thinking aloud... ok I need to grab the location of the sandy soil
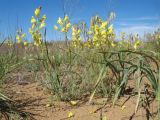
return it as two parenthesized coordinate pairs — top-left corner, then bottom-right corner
(4, 78), (158, 120)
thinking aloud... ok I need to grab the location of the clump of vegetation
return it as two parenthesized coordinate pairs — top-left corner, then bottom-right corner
(0, 3), (160, 120)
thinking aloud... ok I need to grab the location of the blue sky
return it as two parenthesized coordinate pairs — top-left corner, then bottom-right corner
(0, 0), (159, 40)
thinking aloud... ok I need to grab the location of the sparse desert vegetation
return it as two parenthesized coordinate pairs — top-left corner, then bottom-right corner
(0, 1), (160, 120)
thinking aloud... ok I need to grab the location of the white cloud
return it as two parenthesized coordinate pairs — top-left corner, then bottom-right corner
(119, 16), (159, 21)
(115, 22), (150, 27)
(115, 24), (160, 37)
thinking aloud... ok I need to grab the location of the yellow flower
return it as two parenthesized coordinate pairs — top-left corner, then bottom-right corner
(121, 105), (126, 110)
(54, 25), (58, 30)
(93, 41), (100, 47)
(61, 28), (65, 32)
(108, 25), (113, 34)
(72, 26), (76, 32)
(70, 101), (78, 106)
(72, 42), (77, 47)
(40, 21), (46, 29)
(35, 7), (41, 18)
(32, 23), (36, 29)
(134, 40), (141, 49)
(7, 40), (13, 47)
(102, 116), (109, 120)
(29, 29), (34, 34)
(21, 33), (26, 38)
(101, 21), (108, 29)
(46, 103), (52, 107)
(64, 15), (69, 22)
(98, 18), (103, 24)
(68, 111), (74, 118)
(34, 39), (42, 47)
(71, 26), (82, 47)
(78, 29), (81, 34)
(34, 42), (39, 47)
(94, 24), (99, 31)
(95, 31), (99, 35)
(101, 30), (106, 35)
(111, 42), (116, 47)
(24, 41), (28, 47)
(72, 32), (76, 36)
(57, 17), (63, 25)
(16, 35), (19, 40)
(31, 16), (36, 23)
(66, 23), (71, 29)
(93, 36), (98, 41)
(16, 35), (22, 43)
(41, 14), (46, 22)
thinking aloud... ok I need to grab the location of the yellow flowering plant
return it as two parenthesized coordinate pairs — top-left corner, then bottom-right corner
(54, 15), (71, 46)
(68, 15), (116, 49)
(71, 25), (82, 47)
(133, 34), (142, 50)
(23, 41), (29, 47)
(68, 111), (74, 118)
(16, 29), (26, 44)
(56, 15), (71, 33)
(29, 7), (46, 47)
(86, 16), (116, 48)
(134, 40), (141, 50)
(6, 37), (13, 47)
